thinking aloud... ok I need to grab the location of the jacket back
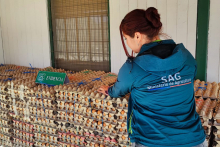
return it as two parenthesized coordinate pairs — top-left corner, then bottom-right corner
(108, 40), (205, 147)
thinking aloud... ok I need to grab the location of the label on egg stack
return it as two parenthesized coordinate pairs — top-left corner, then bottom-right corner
(35, 71), (69, 86)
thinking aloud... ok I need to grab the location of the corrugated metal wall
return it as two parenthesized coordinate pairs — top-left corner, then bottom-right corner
(0, 0), (51, 68)
(110, 0), (198, 74)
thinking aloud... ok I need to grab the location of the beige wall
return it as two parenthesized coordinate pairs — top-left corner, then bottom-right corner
(0, 0), (199, 74)
(109, 0), (198, 74)
(0, 0), (4, 64)
(0, 0), (51, 68)
(207, 0), (220, 82)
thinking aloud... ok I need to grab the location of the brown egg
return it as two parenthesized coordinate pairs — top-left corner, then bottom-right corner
(122, 135), (125, 140)
(203, 126), (208, 130)
(97, 110), (101, 115)
(121, 110), (125, 115)
(121, 123), (125, 127)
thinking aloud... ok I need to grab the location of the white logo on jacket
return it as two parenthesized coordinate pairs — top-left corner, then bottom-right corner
(161, 72), (181, 83)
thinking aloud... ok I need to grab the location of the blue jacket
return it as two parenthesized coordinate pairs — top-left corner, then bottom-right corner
(108, 40), (205, 147)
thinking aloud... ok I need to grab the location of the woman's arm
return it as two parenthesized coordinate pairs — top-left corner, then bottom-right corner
(98, 61), (135, 97)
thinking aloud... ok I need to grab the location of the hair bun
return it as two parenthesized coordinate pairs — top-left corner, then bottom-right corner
(145, 7), (162, 28)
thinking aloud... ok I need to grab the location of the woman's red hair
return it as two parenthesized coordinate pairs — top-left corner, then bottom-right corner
(120, 7), (162, 57)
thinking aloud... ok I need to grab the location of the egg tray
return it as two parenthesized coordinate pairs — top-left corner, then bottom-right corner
(29, 96), (56, 105)
(0, 141), (13, 147)
(34, 132), (58, 144)
(12, 129), (35, 142)
(34, 141), (58, 147)
(12, 126), (34, 138)
(58, 141), (86, 147)
(33, 125), (58, 136)
(56, 122), (84, 135)
(28, 103), (57, 111)
(29, 115), (57, 126)
(0, 115), (12, 122)
(30, 117), (58, 129)
(196, 98), (216, 120)
(12, 136), (35, 147)
(0, 132), (13, 142)
(25, 93), (54, 98)
(83, 130), (105, 141)
(0, 118), (11, 128)
(0, 106), (14, 114)
(13, 126), (34, 135)
(29, 106), (57, 117)
(57, 134), (86, 145)
(0, 125), (13, 134)
(55, 99), (128, 114)
(85, 141), (112, 147)
(55, 119), (127, 138)
(0, 94), (13, 102)
(194, 80), (220, 99)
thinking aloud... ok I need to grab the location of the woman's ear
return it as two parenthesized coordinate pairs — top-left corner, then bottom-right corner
(135, 32), (142, 44)
(135, 32), (141, 39)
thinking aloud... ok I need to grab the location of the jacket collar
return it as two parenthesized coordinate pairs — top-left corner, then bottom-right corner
(137, 39), (176, 56)
(134, 40), (188, 72)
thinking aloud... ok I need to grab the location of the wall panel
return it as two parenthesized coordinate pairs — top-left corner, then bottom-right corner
(110, 0), (198, 74)
(0, 0), (51, 68)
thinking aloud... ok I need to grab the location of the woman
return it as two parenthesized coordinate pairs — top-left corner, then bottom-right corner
(98, 7), (207, 147)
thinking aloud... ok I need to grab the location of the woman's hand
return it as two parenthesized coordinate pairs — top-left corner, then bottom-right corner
(97, 85), (109, 96)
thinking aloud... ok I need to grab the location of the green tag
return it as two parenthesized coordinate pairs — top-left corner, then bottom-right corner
(83, 70), (91, 73)
(35, 71), (69, 86)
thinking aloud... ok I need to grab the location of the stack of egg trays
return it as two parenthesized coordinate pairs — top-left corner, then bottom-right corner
(5, 77), (34, 147)
(194, 80), (220, 99)
(195, 97), (216, 143)
(0, 78), (14, 146)
(55, 86), (88, 147)
(28, 86), (58, 147)
(212, 100), (220, 146)
(88, 90), (130, 147)
(0, 111), (13, 147)
(55, 85), (130, 147)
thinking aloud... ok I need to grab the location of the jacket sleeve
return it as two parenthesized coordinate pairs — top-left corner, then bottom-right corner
(108, 61), (135, 98)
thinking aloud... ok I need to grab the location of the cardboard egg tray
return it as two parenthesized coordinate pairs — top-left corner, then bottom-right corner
(195, 97), (216, 140)
(0, 96), (14, 146)
(0, 64), (132, 147)
(194, 79), (220, 99)
(53, 84), (130, 147)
